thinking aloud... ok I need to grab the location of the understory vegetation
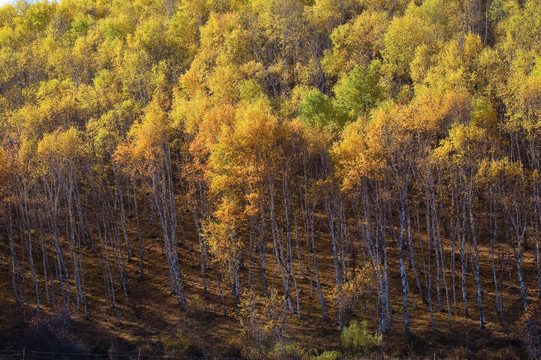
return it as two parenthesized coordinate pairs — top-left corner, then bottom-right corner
(1, 0), (541, 358)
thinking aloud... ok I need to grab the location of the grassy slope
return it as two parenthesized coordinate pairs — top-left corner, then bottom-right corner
(0, 208), (536, 359)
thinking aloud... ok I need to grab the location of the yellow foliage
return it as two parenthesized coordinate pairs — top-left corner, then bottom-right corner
(36, 127), (83, 177)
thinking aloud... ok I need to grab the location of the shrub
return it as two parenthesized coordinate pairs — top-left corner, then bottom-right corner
(269, 343), (306, 360)
(340, 320), (381, 354)
(223, 337), (244, 358)
(520, 303), (541, 360)
(310, 350), (341, 360)
(238, 289), (287, 357)
(163, 331), (203, 358)
(21, 312), (90, 354)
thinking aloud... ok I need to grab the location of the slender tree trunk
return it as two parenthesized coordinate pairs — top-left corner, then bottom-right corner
(259, 206), (269, 297)
(459, 194), (470, 318)
(310, 205), (326, 320)
(97, 218), (121, 324)
(268, 179), (293, 313)
(467, 179), (485, 329)
(533, 182), (541, 297)
(133, 178), (144, 278)
(7, 210), (22, 311)
(423, 191), (436, 331)
(115, 173), (133, 261)
(397, 189), (410, 335)
(487, 197), (504, 323)
(406, 199), (425, 304)
(325, 198), (343, 331)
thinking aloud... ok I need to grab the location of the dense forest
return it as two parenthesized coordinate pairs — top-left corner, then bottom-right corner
(0, 0), (541, 358)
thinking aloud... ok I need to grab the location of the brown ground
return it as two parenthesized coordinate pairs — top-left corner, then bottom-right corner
(0, 209), (536, 359)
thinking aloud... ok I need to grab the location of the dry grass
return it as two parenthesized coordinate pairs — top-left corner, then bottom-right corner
(0, 208), (537, 359)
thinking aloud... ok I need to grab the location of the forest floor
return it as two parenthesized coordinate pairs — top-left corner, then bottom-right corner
(0, 210), (536, 359)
